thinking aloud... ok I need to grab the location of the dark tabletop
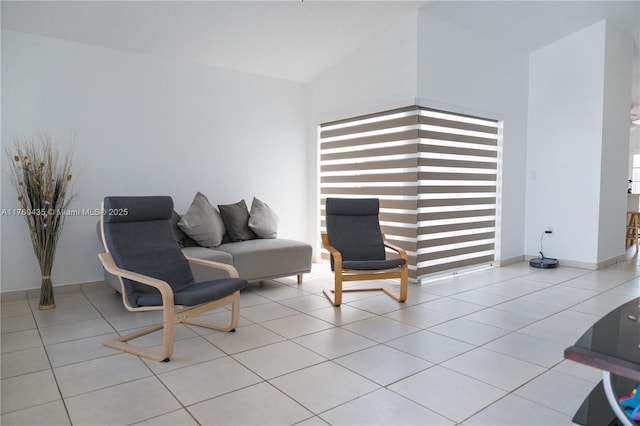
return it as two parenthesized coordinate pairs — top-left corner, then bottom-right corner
(565, 297), (640, 382)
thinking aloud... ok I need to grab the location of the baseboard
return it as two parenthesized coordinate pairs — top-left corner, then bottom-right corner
(522, 253), (627, 271)
(596, 253), (628, 269)
(0, 280), (106, 302)
(494, 255), (525, 267)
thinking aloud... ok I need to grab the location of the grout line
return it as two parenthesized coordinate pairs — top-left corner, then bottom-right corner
(2, 260), (640, 424)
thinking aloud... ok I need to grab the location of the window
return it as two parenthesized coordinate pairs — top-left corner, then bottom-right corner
(319, 105), (500, 283)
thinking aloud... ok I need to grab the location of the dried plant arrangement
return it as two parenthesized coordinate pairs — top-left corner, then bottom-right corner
(5, 136), (77, 309)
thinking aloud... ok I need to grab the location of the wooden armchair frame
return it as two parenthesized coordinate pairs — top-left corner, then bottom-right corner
(99, 203), (242, 362)
(321, 232), (409, 306)
(98, 253), (241, 362)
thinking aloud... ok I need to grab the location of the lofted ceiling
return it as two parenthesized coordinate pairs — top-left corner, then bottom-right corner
(423, 1), (640, 112)
(1, 1), (639, 106)
(424, 1), (639, 53)
(0, 0), (429, 83)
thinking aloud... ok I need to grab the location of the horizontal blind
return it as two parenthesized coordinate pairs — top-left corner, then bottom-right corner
(416, 108), (499, 277)
(319, 105), (499, 283)
(320, 106), (421, 280)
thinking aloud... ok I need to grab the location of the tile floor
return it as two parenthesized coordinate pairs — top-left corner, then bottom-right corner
(3, 259), (640, 425)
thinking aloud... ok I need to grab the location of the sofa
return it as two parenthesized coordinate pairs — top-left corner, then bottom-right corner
(99, 193), (313, 291)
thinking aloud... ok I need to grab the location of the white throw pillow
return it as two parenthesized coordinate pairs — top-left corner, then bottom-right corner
(248, 197), (279, 239)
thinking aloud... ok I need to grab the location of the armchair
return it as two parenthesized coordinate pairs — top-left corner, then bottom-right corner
(321, 198), (408, 306)
(98, 196), (247, 362)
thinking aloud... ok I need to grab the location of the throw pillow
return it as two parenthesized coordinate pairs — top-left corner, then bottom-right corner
(171, 210), (189, 247)
(177, 192), (226, 248)
(248, 197), (279, 239)
(218, 199), (256, 242)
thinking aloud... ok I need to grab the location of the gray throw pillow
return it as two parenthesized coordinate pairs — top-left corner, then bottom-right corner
(171, 210), (189, 247)
(248, 197), (279, 239)
(218, 200), (256, 242)
(177, 192), (226, 248)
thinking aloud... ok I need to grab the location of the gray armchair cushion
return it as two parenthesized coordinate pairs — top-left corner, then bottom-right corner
(103, 196), (246, 308)
(325, 198), (406, 272)
(104, 196), (197, 307)
(248, 197), (279, 239)
(326, 198), (386, 264)
(136, 278), (244, 306)
(342, 259), (406, 270)
(218, 200), (256, 242)
(178, 192), (226, 248)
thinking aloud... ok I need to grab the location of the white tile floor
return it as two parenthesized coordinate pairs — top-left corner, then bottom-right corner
(3, 259), (640, 425)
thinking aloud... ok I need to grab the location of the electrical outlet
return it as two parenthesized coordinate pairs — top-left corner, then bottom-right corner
(545, 226), (553, 234)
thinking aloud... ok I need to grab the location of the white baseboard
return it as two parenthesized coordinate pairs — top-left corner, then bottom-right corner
(0, 280), (107, 302)
(521, 253), (628, 271)
(494, 255), (525, 267)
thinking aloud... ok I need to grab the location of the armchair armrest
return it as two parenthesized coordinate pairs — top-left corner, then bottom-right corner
(97, 252), (174, 310)
(321, 232), (344, 271)
(322, 232), (407, 263)
(185, 256), (240, 278)
(321, 232), (343, 257)
(382, 236), (408, 261)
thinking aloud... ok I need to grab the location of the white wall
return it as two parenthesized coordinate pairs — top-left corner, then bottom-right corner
(416, 12), (530, 263)
(307, 10), (531, 265)
(307, 12), (419, 253)
(525, 21), (633, 267)
(309, 12), (418, 123)
(307, 8), (634, 271)
(1, 30), (308, 293)
(3, 12), (634, 294)
(598, 22), (634, 262)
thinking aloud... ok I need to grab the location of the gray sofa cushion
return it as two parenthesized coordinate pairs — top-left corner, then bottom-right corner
(178, 192), (226, 248)
(218, 200), (256, 242)
(182, 246), (233, 264)
(216, 238), (312, 281)
(248, 197), (279, 239)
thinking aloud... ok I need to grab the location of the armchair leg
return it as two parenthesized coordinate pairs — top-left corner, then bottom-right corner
(323, 265), (409, 306)
(181, 291), (240, 332)
(323, 275), (343, 306)
(382, 287), (407, 303)
(380, 270), (408, 302)
(323, 290), (342, 306)
(398, 266), (408, 302)
(103, 291), (241, 362)
(104, 322), (174, 362)
(323, 289), (338, 306)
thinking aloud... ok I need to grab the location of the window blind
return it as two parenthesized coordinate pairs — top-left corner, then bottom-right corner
(319, 105), (500, 283)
